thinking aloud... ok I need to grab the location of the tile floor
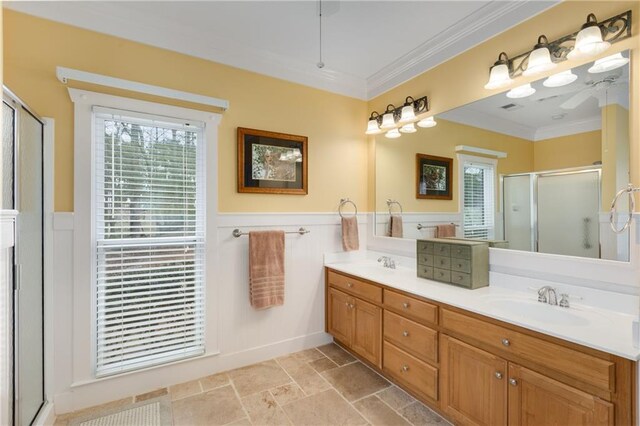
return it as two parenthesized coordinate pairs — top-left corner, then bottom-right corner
(55, 343), (450, 426)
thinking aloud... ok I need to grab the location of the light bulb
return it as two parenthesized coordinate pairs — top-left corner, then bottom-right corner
(543, 70), (578, 88)
(417, 116), (437, 128)
(588, 52), (629, 73)
(385, 128), (401, 139)
(399, 123), (417, 133)
(506, 83), (536, 99)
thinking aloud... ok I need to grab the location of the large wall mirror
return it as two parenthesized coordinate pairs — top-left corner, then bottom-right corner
(375, 51), (630, 262)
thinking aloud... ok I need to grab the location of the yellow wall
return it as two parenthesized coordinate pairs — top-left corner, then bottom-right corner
(3, 9), (368, 212)
(375, 119), (533, 212)
(533, 130), (602, 172)
(601, 104), (630, 209)
(367, 0), (639, 211)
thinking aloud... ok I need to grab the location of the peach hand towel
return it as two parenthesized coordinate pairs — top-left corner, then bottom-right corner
(341, 216), (359, 251)
(389, 215), (403, 238)
(249, 230), (285, 309)
(435, 224), (456, 238)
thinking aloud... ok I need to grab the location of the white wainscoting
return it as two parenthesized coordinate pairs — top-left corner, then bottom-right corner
(51, 212), (366, 414)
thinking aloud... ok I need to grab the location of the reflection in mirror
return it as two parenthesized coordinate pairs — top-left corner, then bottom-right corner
(375, 51), (630, 261)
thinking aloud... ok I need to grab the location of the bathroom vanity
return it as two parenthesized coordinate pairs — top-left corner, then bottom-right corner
(324, 259), (637, 426)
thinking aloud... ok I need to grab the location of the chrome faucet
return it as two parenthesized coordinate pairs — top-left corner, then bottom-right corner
(377, 256), (396, 269)
(537, 286), (558, 306)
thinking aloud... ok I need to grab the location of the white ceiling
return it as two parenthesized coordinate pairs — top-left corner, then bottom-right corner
(5, 1), (557, 100)
(439, 59), (630, 141)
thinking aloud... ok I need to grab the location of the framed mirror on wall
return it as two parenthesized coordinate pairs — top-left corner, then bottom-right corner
(375, 51), (630, 262)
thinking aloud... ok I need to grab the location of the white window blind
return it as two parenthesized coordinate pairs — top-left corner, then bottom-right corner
(94, 107), (205, 377)
(462, 161), (495, 240)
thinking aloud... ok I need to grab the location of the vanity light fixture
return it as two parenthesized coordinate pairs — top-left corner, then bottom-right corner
(417, 116), (437, 128)
(385, 128), (401, 139)
(399, 96), (417, 123)
(588, 52), (629, 73)
(399, 123), (417, 134)
(567, 14), (611, 60)
(380, 104), (397, 129)
(483, 10), (630, 87)
(365, 112), (382, 135)
(523, 36), (557, 77)
(506, 83), (536, 99)
(484, 52), (513, 90)
(543, 70), (578, 88)
(364, 96), (429, 135)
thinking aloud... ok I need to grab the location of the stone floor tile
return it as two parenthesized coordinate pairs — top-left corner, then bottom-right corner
(134, 388), (168, 402)
(287, 363), (331, 396)
(172, 385), (245, 426)
(400, 402), (449, 425)
(169, 379), (202, 401)
(376, 386), (416, 411)
(316, 343), (356, 366)
(282, 389), (367, 426)
(353, 395), (411, 426)
(309, 357), (339, 373)
(200, 372), (230, 391)
(322, 362), (390, 401)
(224, 418), (252, 426)
(270, 383), (306, 406)
(241, 390), (291, 425)
(228, 360), (291, 397)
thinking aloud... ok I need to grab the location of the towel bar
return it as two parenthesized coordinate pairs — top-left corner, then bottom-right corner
(232, 228), (310, 238)
(417, 223), (459, 230)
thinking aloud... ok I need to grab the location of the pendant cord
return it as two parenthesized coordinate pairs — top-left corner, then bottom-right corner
(317, 0), (324, 68)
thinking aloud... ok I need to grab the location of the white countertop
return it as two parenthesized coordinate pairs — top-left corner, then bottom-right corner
(325, 257), (640, 361)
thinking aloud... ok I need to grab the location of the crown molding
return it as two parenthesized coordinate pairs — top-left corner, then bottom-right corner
(366, 1), (559, 99)
(533, 116), (601, 141)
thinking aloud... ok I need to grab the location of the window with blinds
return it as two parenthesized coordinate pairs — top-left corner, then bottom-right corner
(462, 161), (495, 240)
(94, 107), (205, 377)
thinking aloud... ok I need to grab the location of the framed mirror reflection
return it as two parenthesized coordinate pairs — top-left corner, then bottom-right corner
(375, 51), (630, 262)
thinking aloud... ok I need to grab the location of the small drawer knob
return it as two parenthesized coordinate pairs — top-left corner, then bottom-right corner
(401, 365), (409, 372)
(402, 330), (409, 337)
(347, 282), (353, 287)
(502, 338), (510, 347)
(345, 302), (349, 306)
(402, 302), (410, 309)
(509, 378), (518, 386)
(495, 372), (503, 380)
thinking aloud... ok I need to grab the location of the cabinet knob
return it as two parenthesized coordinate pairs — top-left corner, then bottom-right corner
(402, 302), (410, 309)
(509, 378), (518, 386)
(349, 303), (354, 309)
(401, 365), (409, 372)
(402, 331), (409, 337)
(495, 372), (503, 379)
(502, 338), (510, 347)
(347, 282), (353, 287)
(345, 302), (349, 307)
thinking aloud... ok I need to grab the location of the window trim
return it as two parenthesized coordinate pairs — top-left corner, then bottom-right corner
(70, 88), (220, 383)
(457, 154), (498, 240)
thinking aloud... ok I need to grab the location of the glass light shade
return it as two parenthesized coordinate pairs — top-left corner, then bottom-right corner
(380, 112), (396, 129)
(385, 128), (401, 139)
(399, 105), (416, 123)
(506, 83), (536, 99)
(416, 116), (437, 128)
(569, 25), (610, 58)
(522, 47), (556, 77)
(484, 64), (512, 90)
(399, 123), (417, 133)
(365, 119), (381, 135)
(588, 53), (629, 73)
(543, 70), (578, 88)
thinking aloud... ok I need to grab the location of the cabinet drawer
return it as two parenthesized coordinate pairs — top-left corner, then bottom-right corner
(417, 253), (434, 266)
(450, 272), (471, 288)
(417, 241), (434, 254)
(441, 309), (615, 392)
(434, 243), (451, 256)
(433, 268), (451, 282)
(434, 256), (451, 270)
(417, 265), (433, 279)
(328, 270), (382, 304)
(384, 290), (438, 325)
(383, 341), (438, 402)
(384, 310), (437, 364)
(450, 258), (471, 273)
(450, 245), (471, 259)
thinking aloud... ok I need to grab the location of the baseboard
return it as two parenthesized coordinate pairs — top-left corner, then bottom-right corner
(54, 331), (333, 414)
(33, 401), (56, 426)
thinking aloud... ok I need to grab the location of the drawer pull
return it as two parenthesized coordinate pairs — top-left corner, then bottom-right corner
(502, 338), (510, 347)
(495, 372), (503, 380)
(402, 330), (409, 337)
(349, 303), (355, 309)
(401, 365), (409, 372)
(402, 302), (410, 309)
(347, 282), (353, 287)
(509, 378), (518, 386)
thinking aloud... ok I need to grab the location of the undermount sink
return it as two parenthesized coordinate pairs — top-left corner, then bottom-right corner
(484, 298), (590, 327)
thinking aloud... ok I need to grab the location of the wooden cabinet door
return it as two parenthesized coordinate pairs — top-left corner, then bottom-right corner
(351, 297), (382, 368)
(327, 287), (352, 345)
(441, 335), (507, 426)
(508, 364), (613, 426)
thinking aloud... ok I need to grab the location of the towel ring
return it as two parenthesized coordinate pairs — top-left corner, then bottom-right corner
(339, 198), (358, 218)
(610, 184), (639, 234)
(386, 199), (403, 215)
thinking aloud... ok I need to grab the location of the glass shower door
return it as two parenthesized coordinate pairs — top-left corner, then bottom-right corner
(537, 170), (600, 258)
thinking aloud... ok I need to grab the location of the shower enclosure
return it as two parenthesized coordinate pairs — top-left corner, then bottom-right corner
(502, 167), (601, 259)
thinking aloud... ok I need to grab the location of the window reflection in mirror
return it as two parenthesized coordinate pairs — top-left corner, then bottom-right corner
(375, 51), (630, 262)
